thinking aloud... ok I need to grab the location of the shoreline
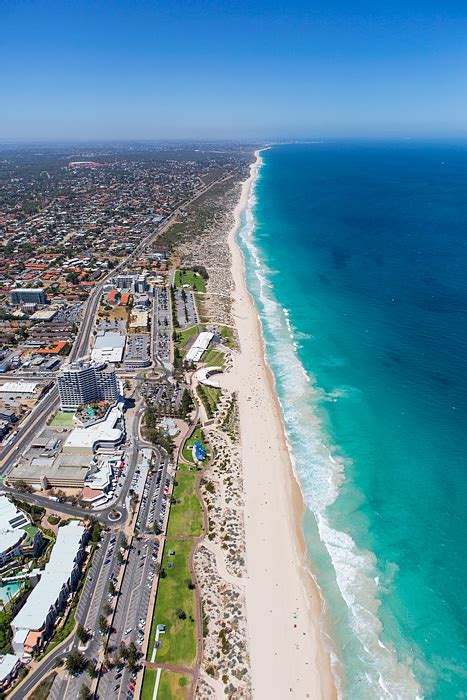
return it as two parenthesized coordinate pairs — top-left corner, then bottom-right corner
(227, 150), (338, 698)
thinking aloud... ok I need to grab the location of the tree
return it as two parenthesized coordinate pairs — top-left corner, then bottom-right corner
(108, 581), (116, 596)
(98, 615), (109, 635)
(120, 533), (128, 550)
(13, 480), (33, 494)
(76, 624), (90, 645)
(103, 603), (112, 616)
(65, 650), (86, 676)
(78, 685), (92, 700)
(176, 608), (186, 620)
(127, 641), (139, 672)
(85, 660), (95, 678)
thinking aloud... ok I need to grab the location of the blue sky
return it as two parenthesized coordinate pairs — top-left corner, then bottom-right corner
(1, 0), (467, 140)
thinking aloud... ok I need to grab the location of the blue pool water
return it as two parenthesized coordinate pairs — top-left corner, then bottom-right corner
(237, 142), (467, 698)
(0, 581), (23, 603)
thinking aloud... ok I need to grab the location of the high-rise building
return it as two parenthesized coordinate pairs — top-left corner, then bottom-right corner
(10, 288), (47, 306)
(57, 359), (118, 411)
(134, 275), (148, 294)
(113, 275), (134, 291)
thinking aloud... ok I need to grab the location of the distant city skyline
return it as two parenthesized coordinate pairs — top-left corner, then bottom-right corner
(2, 0), (467, 140)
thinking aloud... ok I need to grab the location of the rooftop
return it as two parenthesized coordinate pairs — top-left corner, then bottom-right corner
(12, 521), (85, 632)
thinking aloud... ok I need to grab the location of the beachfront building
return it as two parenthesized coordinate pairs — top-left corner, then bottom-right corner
(11, 521), (88, 655)
(57, 358), (118, 410)
(0, 495), (43, 567)
(186, 331), (214, 363)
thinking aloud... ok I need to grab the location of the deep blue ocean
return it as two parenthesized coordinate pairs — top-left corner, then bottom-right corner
(237, 142), (467, 699)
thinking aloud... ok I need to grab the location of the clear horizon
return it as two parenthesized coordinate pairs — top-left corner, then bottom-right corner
(1, 0), (467, 140)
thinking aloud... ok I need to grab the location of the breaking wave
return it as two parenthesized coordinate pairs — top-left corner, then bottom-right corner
(236, 155), (423, 699)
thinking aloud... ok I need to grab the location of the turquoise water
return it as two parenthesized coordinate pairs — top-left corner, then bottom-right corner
(237, 143), (467, 699)
(0, 581), (23, 603)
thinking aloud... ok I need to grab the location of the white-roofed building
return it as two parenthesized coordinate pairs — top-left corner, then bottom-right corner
(185, 332), (214, 363)
(11, 521), (88, 653)
(63, 403), (125, 456)
(0, 495), (42, 565)
(0, 654), (21, 690)
(0, 381), (39, 396)
(91, 331), (126, 364)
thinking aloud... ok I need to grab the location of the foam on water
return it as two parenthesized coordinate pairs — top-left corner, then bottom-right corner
(237, 158), (424, 699)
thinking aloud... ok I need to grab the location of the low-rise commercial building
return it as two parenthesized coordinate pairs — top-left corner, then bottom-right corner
(91, 331), (126, 364)
(186, 331), (214, 363)
(123, 334), (151, 369)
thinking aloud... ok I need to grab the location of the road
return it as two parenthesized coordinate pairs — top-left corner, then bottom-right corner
(4, 168), (237, 698)
(0, 167), (237, 477)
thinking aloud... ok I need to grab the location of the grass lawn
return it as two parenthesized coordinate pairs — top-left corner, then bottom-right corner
(167, 474), (203, 538)
(197, 385), (222, 418)
(181, 427), (207, 464)
(141, 668), (157, 700)
(29, 673), (57, 700)
(147, 539), (197, 667)
(219, 325), (234, 346)
(202, 348), (225, 368)
(174, 269), (206, 293)
(49, 410), (75, 427)
(176, 325), (198, 352)
(158, 671), (191, 699)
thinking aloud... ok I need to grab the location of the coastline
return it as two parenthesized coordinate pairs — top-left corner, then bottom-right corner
(227, 150), (338, 698)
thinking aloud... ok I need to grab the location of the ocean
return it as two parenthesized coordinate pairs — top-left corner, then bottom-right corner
(237, 142), (467, 699)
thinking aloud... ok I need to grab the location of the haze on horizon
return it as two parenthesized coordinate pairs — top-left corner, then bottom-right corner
(1, 0), (466, 141)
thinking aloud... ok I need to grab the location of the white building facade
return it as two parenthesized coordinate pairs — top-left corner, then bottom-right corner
(57, 359), (118, 410)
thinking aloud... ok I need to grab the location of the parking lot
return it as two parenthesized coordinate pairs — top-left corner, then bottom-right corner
(174, 287), (198, 328)
(124, 333), (151, 369)
(153, 286), (171, 366)
(97, 461), (170, 700)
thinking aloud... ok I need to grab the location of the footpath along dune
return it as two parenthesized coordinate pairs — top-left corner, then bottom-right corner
(226, 153), (338, 699)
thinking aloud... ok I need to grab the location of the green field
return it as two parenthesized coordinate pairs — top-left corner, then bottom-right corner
(49, 411), (75, 427)
(29, 673), (57, 700)
(176, 325), (199, 352)
(167, 474), (203, 538)
(174, 269), (206, 293)
(196, 385), (222, 419)
(147, 540), (197, 667)
(158, 671), (191, 699)
(141, 668), (157, 700)
(202, 347), (225, 368)
(181, 427), (206, 464)
(219, 325), (234, 346)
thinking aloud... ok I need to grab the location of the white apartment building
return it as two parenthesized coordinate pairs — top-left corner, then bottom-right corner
(57, 359), (118, 411)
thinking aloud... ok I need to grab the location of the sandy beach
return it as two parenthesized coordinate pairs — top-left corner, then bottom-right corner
(227, 152), (337, 699)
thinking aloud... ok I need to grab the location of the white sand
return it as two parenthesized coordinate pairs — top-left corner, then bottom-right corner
(227, 152), (337, 699)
